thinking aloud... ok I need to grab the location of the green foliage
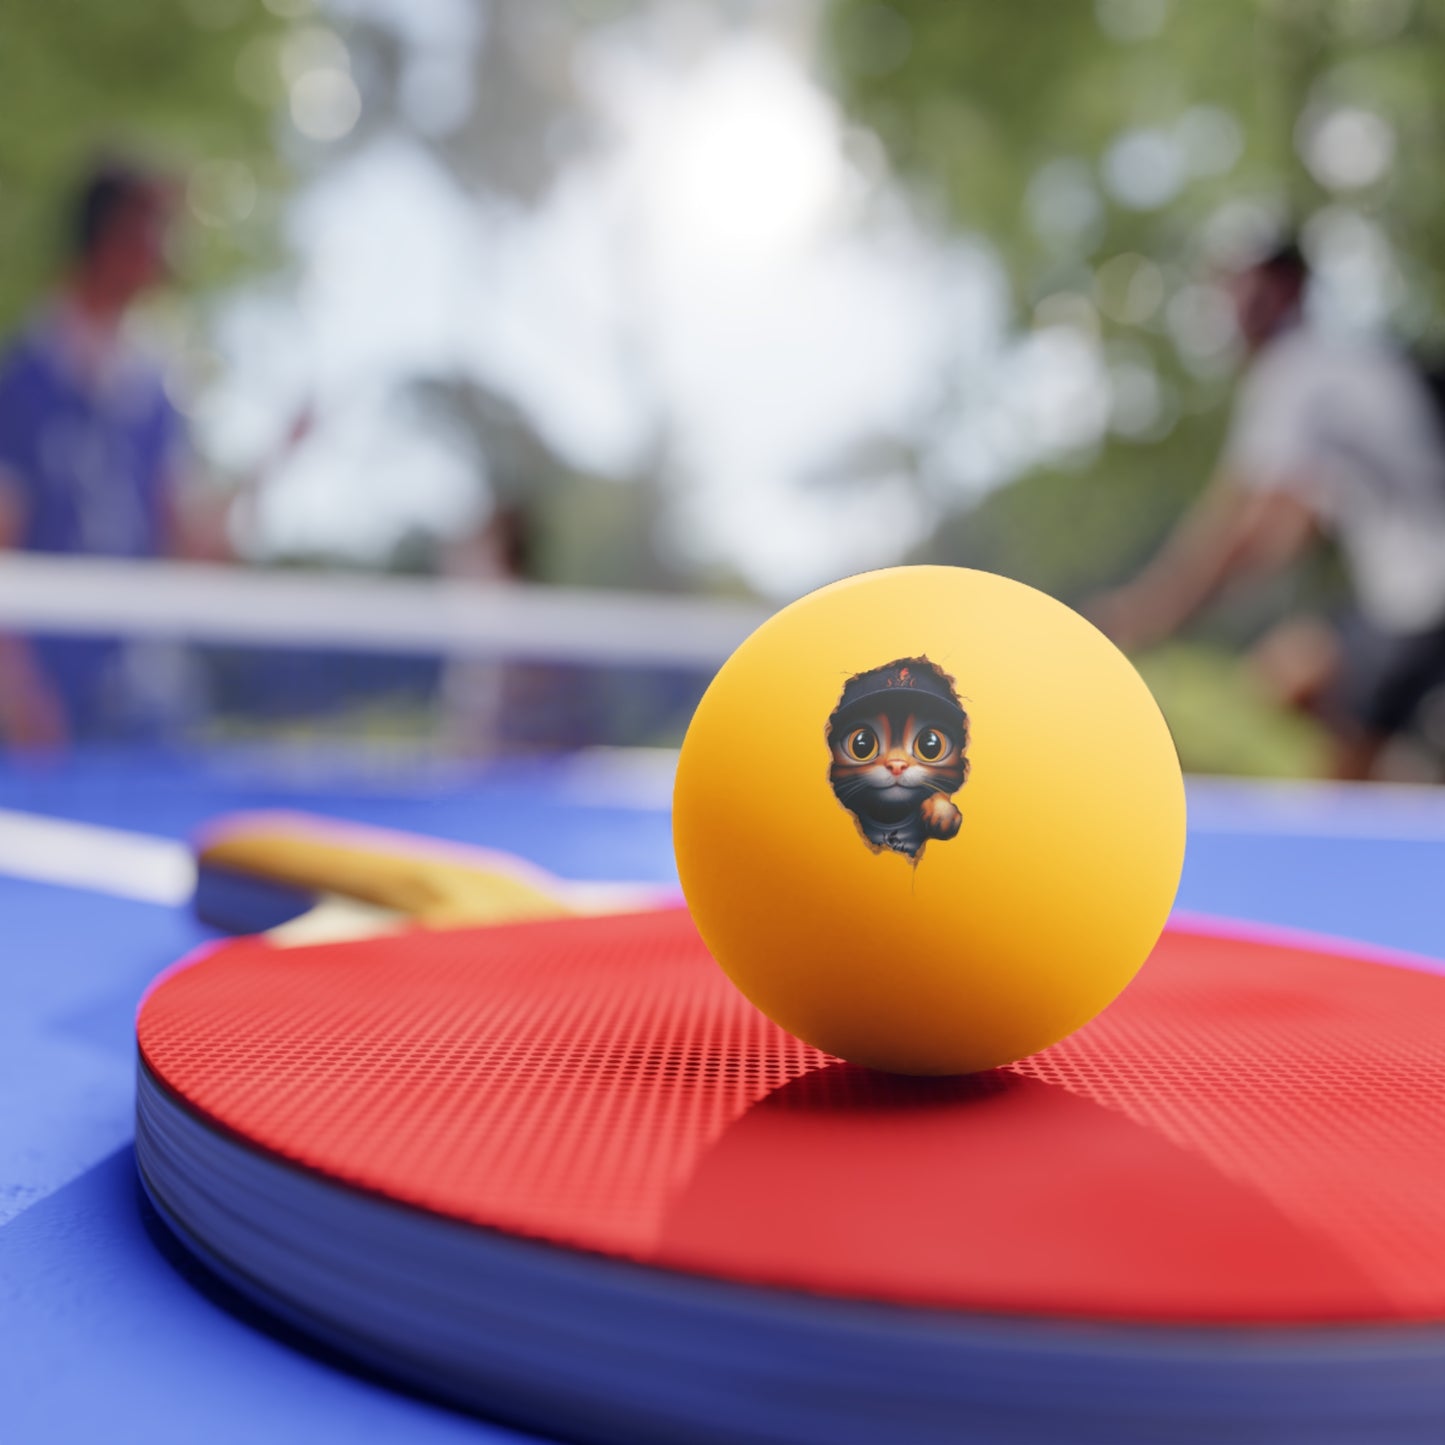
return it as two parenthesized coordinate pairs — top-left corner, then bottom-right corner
(0, 0), (291, 330)
(828, 0), (1445, 313)
(915, 407), (1233, 604)
(1135, 642), (1327, 777)
(829, 0), (1445, 601)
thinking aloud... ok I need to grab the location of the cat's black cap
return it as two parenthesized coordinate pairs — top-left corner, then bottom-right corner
(830, 657), (965, 732)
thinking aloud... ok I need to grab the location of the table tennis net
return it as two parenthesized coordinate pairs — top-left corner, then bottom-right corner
(0, 553), (759, 754)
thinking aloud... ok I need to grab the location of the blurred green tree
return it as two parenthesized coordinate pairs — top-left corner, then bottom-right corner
(826, 0), (1445, 600)
(0, 0), (292, 331)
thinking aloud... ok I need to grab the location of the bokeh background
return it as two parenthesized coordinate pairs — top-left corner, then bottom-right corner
(3, 0), (1443, 773)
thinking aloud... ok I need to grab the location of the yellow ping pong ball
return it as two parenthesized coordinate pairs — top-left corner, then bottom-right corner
(673, 566), (1185, 1075)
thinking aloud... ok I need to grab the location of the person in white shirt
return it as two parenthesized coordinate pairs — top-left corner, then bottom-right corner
(1094, 243), (1445, 779)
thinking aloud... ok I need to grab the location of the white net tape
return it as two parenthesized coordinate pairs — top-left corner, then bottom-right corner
(0, 554), (770, 668)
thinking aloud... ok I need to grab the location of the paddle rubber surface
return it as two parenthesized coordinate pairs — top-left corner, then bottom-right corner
(137, 908), (1445, 1324)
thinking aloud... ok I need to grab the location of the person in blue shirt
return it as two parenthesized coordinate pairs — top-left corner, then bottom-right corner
(0, 164), (204, 746)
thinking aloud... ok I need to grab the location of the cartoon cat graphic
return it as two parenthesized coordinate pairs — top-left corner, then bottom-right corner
(827, 657), (969, 861)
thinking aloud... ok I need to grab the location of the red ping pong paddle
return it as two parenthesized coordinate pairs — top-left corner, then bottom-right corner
(136, 905), (1445, 1442)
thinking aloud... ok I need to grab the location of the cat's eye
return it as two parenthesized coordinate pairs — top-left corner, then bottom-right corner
(845, 726), (878, 761)
(914, 728), (948, 762)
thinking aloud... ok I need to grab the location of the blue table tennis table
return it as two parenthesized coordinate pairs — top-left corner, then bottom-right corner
(3, 748), (1444, 1443)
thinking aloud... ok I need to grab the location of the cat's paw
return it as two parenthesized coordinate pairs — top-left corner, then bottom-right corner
(920, 794), (961, 839)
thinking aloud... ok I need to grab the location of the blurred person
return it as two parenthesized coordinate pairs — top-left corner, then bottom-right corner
(0, 162), (226, 747)
(1093, 242), (1445, 780)
(439, 501), (558, 754)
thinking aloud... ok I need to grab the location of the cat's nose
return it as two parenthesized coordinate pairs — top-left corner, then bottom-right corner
(885, 757), (908, 775)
